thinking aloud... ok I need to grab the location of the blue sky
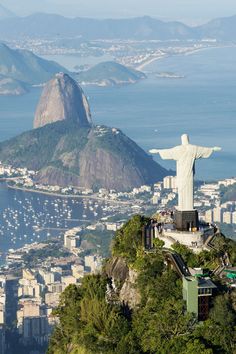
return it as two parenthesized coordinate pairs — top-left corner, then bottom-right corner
(2, 0), (236, 24)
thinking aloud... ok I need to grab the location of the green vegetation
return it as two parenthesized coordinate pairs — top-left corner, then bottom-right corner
(22, 241), (70, 267)
(0, 121), (89, 173)
(211, 232), (236, 265)
(220, 183), (236, 202)
(171, 232), (236, 269)
(80, 229), (115, 258)
(78, 61), (146, 86)
(112, 215), (148, 264)
(0, 121), (167, 191)
(48, 216), (236, 353)
(171, 243), (219, 269)
(48, 276), (131, 354)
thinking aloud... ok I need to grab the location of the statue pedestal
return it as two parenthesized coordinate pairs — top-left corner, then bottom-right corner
(175, 210), (199, 231)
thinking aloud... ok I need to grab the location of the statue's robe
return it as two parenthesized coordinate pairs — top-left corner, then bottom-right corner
(159, 144), (214, 211)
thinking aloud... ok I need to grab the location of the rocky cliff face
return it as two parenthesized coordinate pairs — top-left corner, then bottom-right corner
(105, 257), (141, 309)
(33, 124), (168, 191)
(34, 73), (92, 129)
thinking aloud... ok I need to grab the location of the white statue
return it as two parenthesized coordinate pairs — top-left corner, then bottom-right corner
(150, 134), (221, 211)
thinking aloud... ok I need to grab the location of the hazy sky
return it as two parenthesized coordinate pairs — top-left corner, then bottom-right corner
(2, 0), (236, 24)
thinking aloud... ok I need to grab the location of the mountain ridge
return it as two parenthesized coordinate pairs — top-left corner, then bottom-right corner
(0, 4), (15, 20)
(0, 42), (70, 86)
(1, 13), (236, 40)
(0, 121), (168, 191)
(0, 14), (198, 40)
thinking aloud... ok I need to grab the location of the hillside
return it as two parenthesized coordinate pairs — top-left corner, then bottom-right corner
(78, 61), (146, 86)
(0, 43), (69, 85)
(0, 4), (15, 20)
(198, 15), (236, 40)
(47, 215), (236, 354)
(0, 121), (168, 191)
(0, 75), (28, 95)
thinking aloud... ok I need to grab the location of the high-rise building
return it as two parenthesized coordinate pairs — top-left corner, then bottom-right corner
(223, 211), (232, 224)
(213, 207), (222, 223)
(163, 176), (177, 190)
(232, 211), (236, 224)
(22, 316), (49, 345)
(205, 209), (213, 223)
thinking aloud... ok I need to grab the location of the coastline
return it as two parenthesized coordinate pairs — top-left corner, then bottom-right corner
(137, 44), (235, 71)
(6, 183), (132, 206)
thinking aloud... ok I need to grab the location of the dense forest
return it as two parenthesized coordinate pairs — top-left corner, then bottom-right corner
(48, 215), (236, 354)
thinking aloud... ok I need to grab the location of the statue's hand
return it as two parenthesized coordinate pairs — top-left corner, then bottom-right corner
(213, 147), (221, 152)
(149, 149), (160, 154)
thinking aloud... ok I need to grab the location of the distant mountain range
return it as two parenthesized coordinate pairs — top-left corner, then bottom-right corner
(0, 43), (69, 85)
(1, 13), (236, 40)
(78, 62), (146, 86)
(0, 42), (69, 94)
(0, 4), (15, 20)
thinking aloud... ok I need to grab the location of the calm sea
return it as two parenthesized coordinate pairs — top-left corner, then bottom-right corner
(0, 46), (235, 252)
(0, 46), (235, 180)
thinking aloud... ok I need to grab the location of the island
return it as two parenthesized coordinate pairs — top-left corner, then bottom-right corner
(0, 75), (29, 96)
(77, 61), (146, 87)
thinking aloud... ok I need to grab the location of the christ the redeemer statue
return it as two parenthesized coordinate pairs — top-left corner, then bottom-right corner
(150, 134), (221, 211)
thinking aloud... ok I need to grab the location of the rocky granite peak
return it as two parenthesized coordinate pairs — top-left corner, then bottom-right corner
(34, 72), (92, 129)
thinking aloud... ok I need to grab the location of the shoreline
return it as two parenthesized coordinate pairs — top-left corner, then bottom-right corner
(137, 44), (235, 71)
(6, 183), (132, 206)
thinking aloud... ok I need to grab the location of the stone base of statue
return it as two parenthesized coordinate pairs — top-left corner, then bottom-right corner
(175, 210), (199, 231)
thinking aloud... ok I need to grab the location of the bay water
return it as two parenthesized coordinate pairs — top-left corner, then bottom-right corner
(0, 46), (235, 252)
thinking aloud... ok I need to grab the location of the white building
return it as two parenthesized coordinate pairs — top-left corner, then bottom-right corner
(218, 178), (236, 187)
(232, 211), (236, 224)
(205, 209), (213, 224)
(200, 184), (219, 199)
(213, 207), (222, 223)
(223, 211), (232, 224)
(163, 176), (177, 190)
(38, 270), (55, 285)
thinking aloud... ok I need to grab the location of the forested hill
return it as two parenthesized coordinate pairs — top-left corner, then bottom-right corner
(0, 121), (168, 191)
(47, 215), (236, 354)
(77, 61), (146, 86)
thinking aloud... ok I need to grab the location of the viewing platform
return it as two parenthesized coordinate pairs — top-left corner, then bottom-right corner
(143, 217), (217, 253)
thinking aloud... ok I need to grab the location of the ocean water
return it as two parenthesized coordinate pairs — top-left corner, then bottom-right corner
(0, 182), (105, 255)
(0, 46), (235, 180)
(0, 46), (235, 252)
(85, 46), (236, 180)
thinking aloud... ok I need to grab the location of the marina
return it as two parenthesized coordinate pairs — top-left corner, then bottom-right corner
(0, 182), (123, 257)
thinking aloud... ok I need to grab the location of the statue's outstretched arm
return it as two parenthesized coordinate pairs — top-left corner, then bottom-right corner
(196, 145), (222, 159)
(213, 146), (221, 152)
(149, 149), (160, 154)
(149, 147), (178, 160)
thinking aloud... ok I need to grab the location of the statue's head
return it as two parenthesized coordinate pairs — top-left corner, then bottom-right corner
(181, 134), (189, 145)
